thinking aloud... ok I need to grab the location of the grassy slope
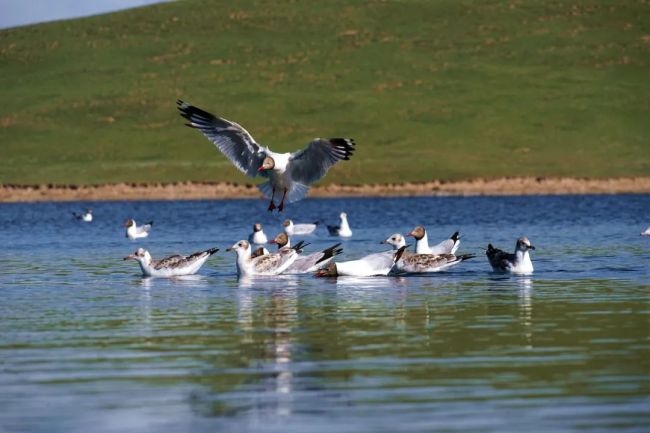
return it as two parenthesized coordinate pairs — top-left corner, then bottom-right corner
(0, 0), (648, 185)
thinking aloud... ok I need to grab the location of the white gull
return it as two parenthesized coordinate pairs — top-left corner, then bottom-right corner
(269, 232), (342, 274)
(72, 208), (93, 222)
(282, 219), (319, 236)
(407, 226), (460, 255)
(123, 247), (218, 277)
(124, 219), (153, 240)
(248, 223), (268, 244)
(327, 212), (352, 237)
(486, 237), (536, 275)
(178, 100), (355, 212)
(315, 246), (407, 277)
(226, 239), (306, 276)
(382, 233), (474, 273)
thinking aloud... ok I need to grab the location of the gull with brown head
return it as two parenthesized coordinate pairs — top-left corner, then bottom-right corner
(178, 100), (355, 212)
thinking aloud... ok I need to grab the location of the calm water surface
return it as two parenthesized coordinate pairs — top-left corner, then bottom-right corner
(1, 195), (649, 433)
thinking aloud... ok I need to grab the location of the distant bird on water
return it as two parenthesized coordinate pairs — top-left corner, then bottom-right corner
(177, 100), (355, 212)
(72, 208), (92, 222)
(282, 219), (319, 236)
(124, 219), (153, 240)
(248, 223), (268, 245)
(486, 237), (536, 275)
(641, 227), (650, 236)
(327, 212), (352, 237)
(123, 247), (218, 277)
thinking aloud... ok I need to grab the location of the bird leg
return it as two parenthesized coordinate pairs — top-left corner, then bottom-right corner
(267, 187), (276, 211)
(278, 188), (288, 212)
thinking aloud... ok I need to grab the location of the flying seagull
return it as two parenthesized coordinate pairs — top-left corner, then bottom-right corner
(178, 100), (355, 212)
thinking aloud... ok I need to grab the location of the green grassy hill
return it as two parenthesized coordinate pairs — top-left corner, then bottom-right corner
(1, 0), (648, 185)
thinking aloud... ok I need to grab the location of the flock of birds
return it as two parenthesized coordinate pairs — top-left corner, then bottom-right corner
(73, 100), (650, 280)
(74, 208), (538, 279)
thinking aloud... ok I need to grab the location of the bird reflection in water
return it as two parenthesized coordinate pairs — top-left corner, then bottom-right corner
(236, 276), (300, 417)
(517, 277), (534, 349)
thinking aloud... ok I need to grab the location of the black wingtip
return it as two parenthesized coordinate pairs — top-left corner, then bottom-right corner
(292, 240), (311, 253)
(451, 231), (460, 242)
(459, 253), (475, 261)
(394, 245), (408, 263)
(146, 221), (154, 226)
(207, 247), (220, 255)
(315, 243), (343, 264)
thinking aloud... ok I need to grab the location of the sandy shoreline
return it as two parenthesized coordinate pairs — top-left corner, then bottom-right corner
(1, 177), (649, 202)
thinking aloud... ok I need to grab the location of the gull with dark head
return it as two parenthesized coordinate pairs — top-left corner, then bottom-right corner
(72, 208), (93, 222)
(282, 219), (319, 236)
(407, 226), (460, 255)
(269, 232), (342, 274)
(327, 212), (352, 237)
(382, 233), (474, 273)
(123, 247), (219, 277)
(248, 223), (268, 245)
(226, 239), (307, 276)
(486, 237), (536, 274)
(178, 100), (355, 212)
(124, 219), (153, 240)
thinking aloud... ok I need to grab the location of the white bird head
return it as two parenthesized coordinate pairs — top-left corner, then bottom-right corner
(516, 237), (535, 251)
(123, 248), (151, 264)
(227, 240), (251, 256)
(381, 233), (406, 249)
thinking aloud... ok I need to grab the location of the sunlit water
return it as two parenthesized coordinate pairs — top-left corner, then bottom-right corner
(1, 195), (649, 433)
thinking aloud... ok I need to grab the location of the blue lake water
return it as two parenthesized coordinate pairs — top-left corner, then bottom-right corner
(1, 194), (649, 432)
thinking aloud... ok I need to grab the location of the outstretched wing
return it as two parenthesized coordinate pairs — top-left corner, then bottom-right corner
(288, 138), (355, 185)
(177, 100), (265, 177)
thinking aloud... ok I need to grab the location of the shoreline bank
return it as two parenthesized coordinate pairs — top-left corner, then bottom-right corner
(1, 177), (649, 202)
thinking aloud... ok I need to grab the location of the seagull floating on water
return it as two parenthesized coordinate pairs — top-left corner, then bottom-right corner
(315, 246), (407, 277)
(641, 227), (650, 236)
(248, 223), (268, 245)
(327, 212), (352, 237)
(382, 233), (474, 273)
(407, 226), (460, 255)
(486, 237), (535, 275)
(283, 219), (319, 236)
(227, 239), (307, 276)
(178, 100), (355, 212)
(269, 232), (342, 274)
(72, 209), (93, 222)
(123, 247), (218, 277)
(124, 219), (153, 240)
